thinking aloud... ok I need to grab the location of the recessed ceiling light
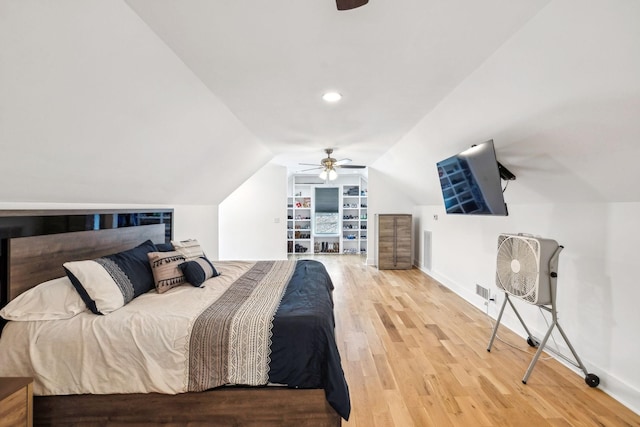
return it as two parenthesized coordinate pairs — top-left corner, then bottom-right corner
(322, 92), (342, 103)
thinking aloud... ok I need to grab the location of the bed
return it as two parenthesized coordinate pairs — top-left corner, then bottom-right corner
(0, 224), (349, 426)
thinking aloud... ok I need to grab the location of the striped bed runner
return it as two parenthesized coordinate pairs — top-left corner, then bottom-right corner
(188, 260), (296, 391)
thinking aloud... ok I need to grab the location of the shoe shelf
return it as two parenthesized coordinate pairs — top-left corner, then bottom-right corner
(287, 176), (368, 255)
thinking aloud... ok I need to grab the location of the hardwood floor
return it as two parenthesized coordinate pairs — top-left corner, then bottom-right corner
(304, 255), (640, 427)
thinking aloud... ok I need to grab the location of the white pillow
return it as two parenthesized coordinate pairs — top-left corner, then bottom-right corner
(0, 276), (87, 321)
(171, 238), (205, 261)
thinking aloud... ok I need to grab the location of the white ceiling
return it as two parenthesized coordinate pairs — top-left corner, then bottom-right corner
(3, 1), (637, 207)
(125, 0), (550, 172)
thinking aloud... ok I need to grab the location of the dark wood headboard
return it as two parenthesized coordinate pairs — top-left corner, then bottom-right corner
(6, 224), (166, 302)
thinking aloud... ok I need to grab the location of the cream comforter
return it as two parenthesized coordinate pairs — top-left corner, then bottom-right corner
(0, 260), (290, 396)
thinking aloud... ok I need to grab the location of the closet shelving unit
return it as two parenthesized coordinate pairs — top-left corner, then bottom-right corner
(287, 175), (368, 255)
(287, 191), (312, 254)
(341, 184), (367, 255)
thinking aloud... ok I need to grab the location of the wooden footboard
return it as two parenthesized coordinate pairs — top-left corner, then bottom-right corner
(34, 388), (341, 426)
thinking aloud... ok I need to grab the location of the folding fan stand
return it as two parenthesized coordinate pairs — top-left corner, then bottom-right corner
(486, 246), (600, 387)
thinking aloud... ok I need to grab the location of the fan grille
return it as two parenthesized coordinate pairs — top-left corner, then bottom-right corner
(496, 236), (540, 303)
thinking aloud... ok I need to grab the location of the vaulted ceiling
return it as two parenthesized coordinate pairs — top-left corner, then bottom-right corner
(3, 1), (638, 206)
(125, 0), (550, 170)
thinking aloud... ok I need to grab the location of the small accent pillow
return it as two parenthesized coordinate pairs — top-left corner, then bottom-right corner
(147, 251), (187, 293)
(179, 257), (220, 287)
(64, 240), (157, 315)
(155, 242), (175, 252)
(0, 276), (87, 321)
(171, 239), (205, 261)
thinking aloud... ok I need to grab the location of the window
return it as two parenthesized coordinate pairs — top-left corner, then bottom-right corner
(314, 187), (339, 235)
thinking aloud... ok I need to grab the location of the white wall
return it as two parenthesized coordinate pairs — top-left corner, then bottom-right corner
(0, 202), (219, 259)
(371, 0), (640, 414)
(173, 205), (218, 260)
(218, 164), (287, 260)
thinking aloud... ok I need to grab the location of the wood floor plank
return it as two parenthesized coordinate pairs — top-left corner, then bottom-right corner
(294, 255), (640, 426)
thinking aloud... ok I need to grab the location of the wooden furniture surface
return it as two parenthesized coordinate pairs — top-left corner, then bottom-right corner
(0, 208), (173, 306)
(34, 388), (338, 427)
(7, 224), (166, 302)
(0, 377), (33, 427)
(4, 224), (341, 426)
(377, 214), (412, 269)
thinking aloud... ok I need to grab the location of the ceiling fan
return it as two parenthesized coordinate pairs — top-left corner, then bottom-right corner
(299, 148), (366, 180)
(336, 0), (368, 11)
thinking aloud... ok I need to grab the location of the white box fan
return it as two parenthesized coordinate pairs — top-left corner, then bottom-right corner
(487, 233), (600, 388)
(495, 233), (560, 306)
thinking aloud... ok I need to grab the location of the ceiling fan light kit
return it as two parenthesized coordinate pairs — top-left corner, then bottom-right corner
(298, 148), (367, 179)
(319, 168), (338, 181)
(319, 169), (335, 180)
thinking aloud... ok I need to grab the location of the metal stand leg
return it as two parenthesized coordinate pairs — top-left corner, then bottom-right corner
(506, 295), (537, 343)
(522, 316), (596, 385)
(522, 319), (556, 383)
(487, 296), (507, 351)
(487, 294), (536, 352)
(555, 321), (589, 375)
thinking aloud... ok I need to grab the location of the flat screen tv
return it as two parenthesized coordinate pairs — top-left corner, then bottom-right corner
(436, 140), (510, 216)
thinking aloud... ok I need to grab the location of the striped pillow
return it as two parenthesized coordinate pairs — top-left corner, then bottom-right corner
(64, 240), (157, 315)
(180, 257), (219, 287)
(147, 251), (187, 294)
(171, 239), (205, 261)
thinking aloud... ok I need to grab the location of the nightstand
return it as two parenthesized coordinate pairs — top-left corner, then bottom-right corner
(0, 378), (33, 427)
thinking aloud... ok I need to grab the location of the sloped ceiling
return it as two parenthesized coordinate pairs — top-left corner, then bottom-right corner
(0, 0), (271, 205)
(373, 0), (640, 205)
(124, 0), (549, 170)
(8, 0), (609, 206)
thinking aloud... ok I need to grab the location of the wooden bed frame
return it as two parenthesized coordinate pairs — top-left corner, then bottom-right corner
(4, 224), (341, 426)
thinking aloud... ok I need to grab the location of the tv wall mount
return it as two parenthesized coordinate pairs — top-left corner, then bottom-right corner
(469, 143), (516, 181)
(497, 162), (516, 181)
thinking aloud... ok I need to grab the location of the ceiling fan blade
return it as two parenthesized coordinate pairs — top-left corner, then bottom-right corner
(336, 0), (368, 10)
(337, 164), (366, 169)
(299, 163), (321, 166)
(298, 166), (323, 172)
(335, 158), (352, 166)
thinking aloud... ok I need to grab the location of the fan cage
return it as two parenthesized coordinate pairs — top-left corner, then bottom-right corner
(496, 234), (559, 306)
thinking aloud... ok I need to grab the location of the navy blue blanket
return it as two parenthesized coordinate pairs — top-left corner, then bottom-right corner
(268, 260), (351, 420)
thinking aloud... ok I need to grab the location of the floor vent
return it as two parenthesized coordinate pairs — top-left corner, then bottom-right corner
(476, 284), (490, 300)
